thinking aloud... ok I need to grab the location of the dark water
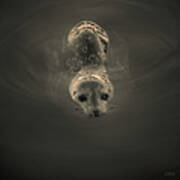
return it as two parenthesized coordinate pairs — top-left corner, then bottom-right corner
(0, 0), (180, 179)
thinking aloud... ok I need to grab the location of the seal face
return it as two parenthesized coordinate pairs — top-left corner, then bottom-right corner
(67, 20), (114, 117)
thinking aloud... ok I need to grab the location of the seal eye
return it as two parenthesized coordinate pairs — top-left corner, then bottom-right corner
(78, 94), (87, 102)
(101, 93), (109, 101)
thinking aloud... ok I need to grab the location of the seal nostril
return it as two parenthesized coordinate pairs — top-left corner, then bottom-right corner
(93, 110), (100, 117)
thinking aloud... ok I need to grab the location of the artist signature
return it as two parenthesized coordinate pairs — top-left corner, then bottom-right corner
(162, 169), (180, 177)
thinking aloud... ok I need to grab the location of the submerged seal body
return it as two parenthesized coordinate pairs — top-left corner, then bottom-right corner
(67, 20), (114, 117)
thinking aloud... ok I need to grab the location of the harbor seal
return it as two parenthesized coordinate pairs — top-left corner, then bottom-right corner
(67, 20), (114, 117)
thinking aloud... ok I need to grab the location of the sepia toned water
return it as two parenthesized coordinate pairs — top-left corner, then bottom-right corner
(0, 0), (179, 179)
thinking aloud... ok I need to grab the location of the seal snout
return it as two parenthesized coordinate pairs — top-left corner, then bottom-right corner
(92, 110), (100, 117)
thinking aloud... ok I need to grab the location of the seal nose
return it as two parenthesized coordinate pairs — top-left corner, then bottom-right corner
(93, 110), (100, 117)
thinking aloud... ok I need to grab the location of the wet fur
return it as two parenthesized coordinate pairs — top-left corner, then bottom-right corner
(67, 20), (114, 116)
